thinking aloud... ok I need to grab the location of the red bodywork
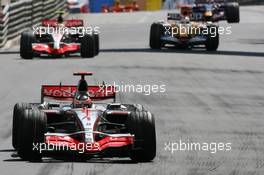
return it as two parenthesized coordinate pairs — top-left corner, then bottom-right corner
(32, 44), (80, 55)
(46, 134), (134, 153)
(32, 19), (84, 55)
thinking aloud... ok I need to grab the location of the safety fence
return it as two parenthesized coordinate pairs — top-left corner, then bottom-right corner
(0, 0), (66, 48)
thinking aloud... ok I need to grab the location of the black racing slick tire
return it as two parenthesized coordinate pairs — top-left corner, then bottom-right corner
(123, 104), (145, 112)
(20, 31), (35, 59)
(206, 26), (219, 51)
(81, 34), (95, 58)
(150, 23), (164, 49)
(127, 111), (156, 162)
(93, 33), (99, 56)
(12, 103), (31, 150)
(133, 104), (144, 112)
(18, 109), (47, 162)
(225, 2), (240, 23)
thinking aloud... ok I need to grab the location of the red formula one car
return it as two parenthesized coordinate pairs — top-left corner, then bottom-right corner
(20, 13), (99, 59)
(12, 72), (156, 162)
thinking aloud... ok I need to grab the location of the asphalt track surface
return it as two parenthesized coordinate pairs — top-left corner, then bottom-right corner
(0, 6), (264, 175)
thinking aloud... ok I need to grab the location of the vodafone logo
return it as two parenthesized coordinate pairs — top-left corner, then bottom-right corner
(43, 85), (115, 98)
(43, 87), (75, 97)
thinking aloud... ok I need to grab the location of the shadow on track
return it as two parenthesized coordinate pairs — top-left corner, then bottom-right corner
(2, 48), (264, 58)
(101, 48), (264, 58)
(3, 158), (140, 164)
(0, 51), (19, 54)
(2, 149), (143, 164)
(0, 52), (88, 60)
(0, 149), (15, 152)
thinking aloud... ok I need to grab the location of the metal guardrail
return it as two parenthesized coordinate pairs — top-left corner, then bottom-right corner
(0, 0), (66, 48)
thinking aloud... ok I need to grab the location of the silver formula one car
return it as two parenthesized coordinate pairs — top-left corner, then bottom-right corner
(12, 72), (156, 162)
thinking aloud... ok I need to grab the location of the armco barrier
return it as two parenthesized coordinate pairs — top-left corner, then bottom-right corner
(0, 0), (66, 48)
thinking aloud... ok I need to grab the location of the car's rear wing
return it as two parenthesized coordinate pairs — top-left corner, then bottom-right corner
(42, 19), (84, 27)
(167, 13), (182, 21)
(167, 13), (202, 21)
(41, 85), (116, 103)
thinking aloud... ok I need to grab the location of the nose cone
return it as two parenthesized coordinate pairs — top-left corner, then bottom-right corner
(52, 33), (63, 49)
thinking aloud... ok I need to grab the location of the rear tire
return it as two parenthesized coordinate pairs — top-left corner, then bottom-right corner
(93, 33), (99, 56)
(18, 109), (47, 162)
(20, 31), (35, 59)
(150, 23), (164, 49)
(127, 110), (156, 162)
(206, 26), (219, 51)
(12, 103), (31, 150)
(80, 34), (95, 58)
(225, 2), (240, 23)
(123, 104), (145, 112)
(133, 104), (144, 112)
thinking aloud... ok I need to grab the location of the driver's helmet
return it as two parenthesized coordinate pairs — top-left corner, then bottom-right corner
(180, 6), (192, 17)
(73, 92), (92, 108)
(56, 14), (65, 29)
(56, 23), (65, 29)
(73, 78), (92, 108)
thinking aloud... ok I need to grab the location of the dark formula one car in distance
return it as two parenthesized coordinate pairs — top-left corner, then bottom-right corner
(193, 0), (240, 23)
(12, 72), (156, 162)
(20, 12), (99, 59)
(150, 6), (221, 51)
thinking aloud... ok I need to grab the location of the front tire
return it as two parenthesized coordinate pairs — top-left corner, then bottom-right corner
(225, 2), (240, 23)
(80, 34), (95, 58)
(20, 31), (35, 59)
(127, 110), (156, 162)
(18, 109), (47, 162)
(12, 103), (31, 150)
(93, 33), (99, 56)
(206, 26), (219, 51)
(150, 23), (164, 49)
